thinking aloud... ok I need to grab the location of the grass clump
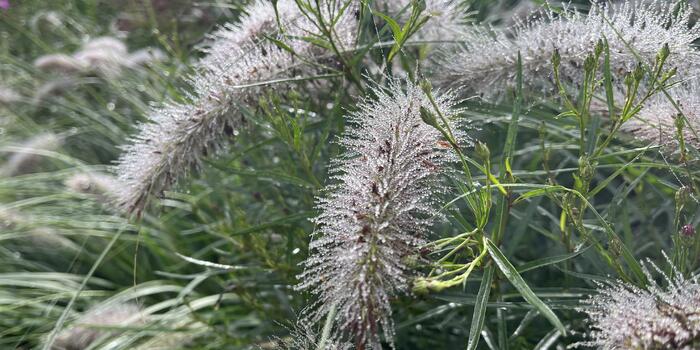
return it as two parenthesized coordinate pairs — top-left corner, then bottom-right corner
(1, 1), (700, 349)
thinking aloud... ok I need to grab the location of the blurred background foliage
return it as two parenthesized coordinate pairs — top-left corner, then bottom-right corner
(1, 0), (699, 349)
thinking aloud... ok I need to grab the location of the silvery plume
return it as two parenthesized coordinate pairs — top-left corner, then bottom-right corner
(72, 36), (128, 77)
(263, 319), (353, 350)
(132, 317), (207, 350)
(33, 37), (125, 76)
(0, 85), (21, 105)
(34, 54), (87, 74)
(0, 207), (80, 253)
(297, 79), (464, 349)
(126, 47), (166, 68)
(64, 171), (123, 209)
(0, 132), (62, 177)
(50, 303), (143, 350)
(577, 259), (700, 349)
(34, 36), (163, 77)
(622, 82), (700, 152)
(114, 0), (358, 215)
(442, 0), (700, 97)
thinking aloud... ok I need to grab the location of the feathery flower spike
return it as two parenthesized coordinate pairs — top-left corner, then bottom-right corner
(65, 172), (121, 197)
(65, 171), (123, 210)
(577, 259), (700, 349)
(442, 0), (700, 96)
(0, 85), (21, 105)
(114, 0), (357, 214)
(297, 79), (465, 349)
(80, 36), (128, 56)
(133, 317), (207, 350)
(34, 54), (86, 74)
(0, 132), (61, 177)
(264, 319), (353, 350)
(50, 303), (143, 350)
(126, 47), (166, 67)
(0, 207), (79, 252)
(622, 82), (700, 152)
(33, 36), (161, 77)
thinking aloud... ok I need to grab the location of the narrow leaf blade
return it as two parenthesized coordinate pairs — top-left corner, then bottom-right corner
(467, 265), (495, 350)
(486, 239), (566, 336)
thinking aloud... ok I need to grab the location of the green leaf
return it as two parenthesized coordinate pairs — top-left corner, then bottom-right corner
(533, 327), (564, 350)
(220, 168), (315, 189)
(602, 38), (616, 121)
(554, 110), (577, 119)
(374, 4), (429, 63)
(373, 11), (404, 63)
(589, 150), (647, 197)
(262, 34), (297, 55)
(513, 185), (568, 205)
(318, 303), (338, 350)
(228, 211), (313, 236)
(517, 246), (590, 273)
(374, 11), (402, 41)
(503, 51), (522, 165)
(467, 265), (494, 350)
(485, 239), (566, 336)
(42, 228), (126, 350)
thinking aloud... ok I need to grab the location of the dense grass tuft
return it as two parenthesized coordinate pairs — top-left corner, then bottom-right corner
(1, 1), (700, 349)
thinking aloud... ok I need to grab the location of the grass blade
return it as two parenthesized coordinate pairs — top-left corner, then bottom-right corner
(42, 228), (126, 350)
(485, 238), (566, 336)
(467, 265), (495, 350)
(503, 51), (523, 165)
(517, 245), (590, 273)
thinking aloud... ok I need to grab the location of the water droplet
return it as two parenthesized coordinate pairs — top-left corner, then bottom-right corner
(292, 248), (300, 255)
(106, 102), (115, 111)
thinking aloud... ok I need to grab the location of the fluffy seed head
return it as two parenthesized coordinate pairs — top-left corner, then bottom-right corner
(622, 82), (700, 152)
(0, 132), (62, 177)
(126, 48), (166, 67)
(0, 207), (79, 252)
(72, 37), (130, 77)
(500, 1), (541, 28)
(0, 85), (21, 105)
(33, 78), (79, 103)
(578, 260), (700, 349)
(114, 0), (357, 214)
(81, 36), (128, 56)
(34, 36), (159, 77)
(64, 171), (123, 210)
(132, 318), (207, 350)
(73, 50), (124, 77)
(65, 172), (120, 196)
(442, 0), (700, 96)
(34, 54), (87, 74)
(265, 319), (353, 350)
(50, 303), (143, 350)
(297, 79), (464, 349)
